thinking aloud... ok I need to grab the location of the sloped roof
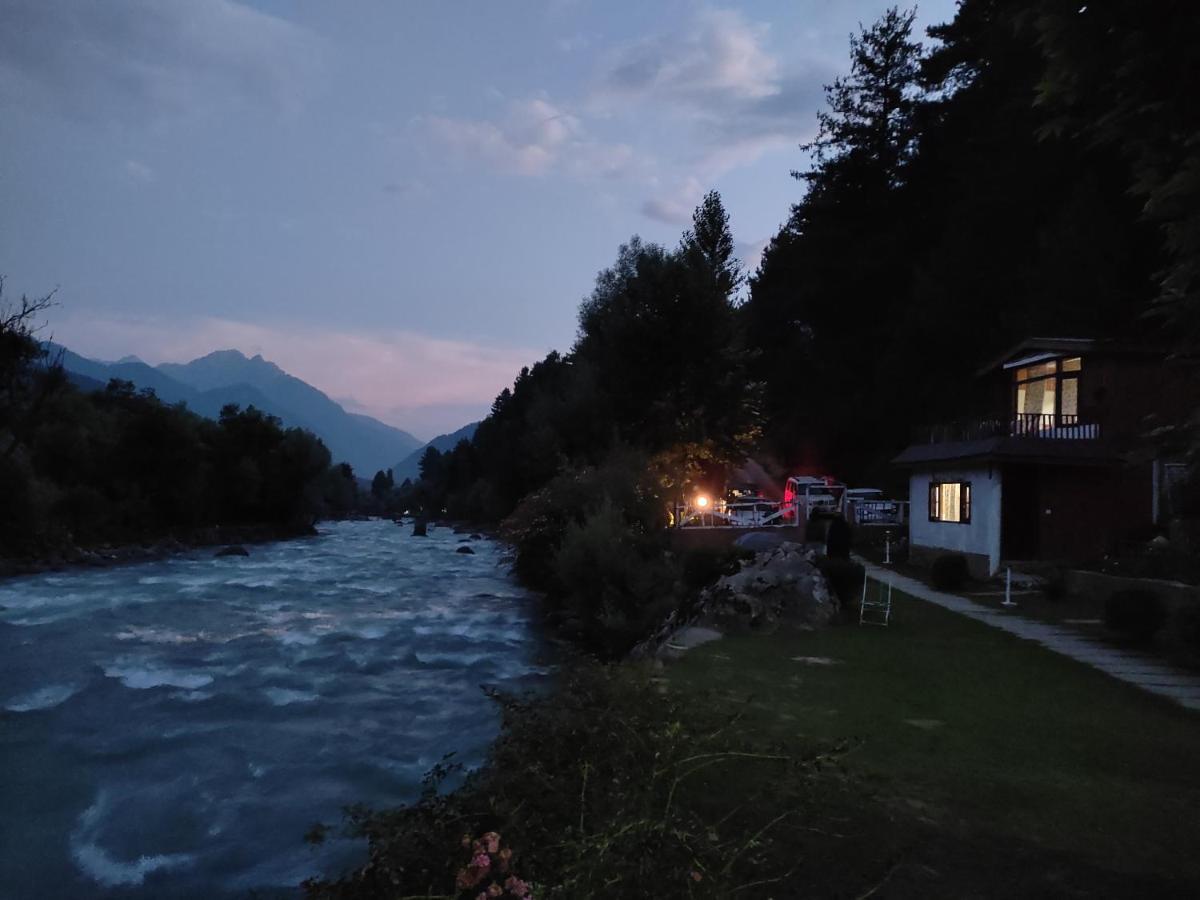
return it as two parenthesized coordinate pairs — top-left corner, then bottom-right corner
(975, 337), (1165, 377)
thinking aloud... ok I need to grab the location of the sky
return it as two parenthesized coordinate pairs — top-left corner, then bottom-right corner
(0, 0), (957, 440)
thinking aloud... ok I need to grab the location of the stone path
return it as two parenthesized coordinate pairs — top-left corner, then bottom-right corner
(859, 560), (1200, 712)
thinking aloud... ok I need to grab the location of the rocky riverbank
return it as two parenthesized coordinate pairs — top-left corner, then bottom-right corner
(0, 521), (318, 580)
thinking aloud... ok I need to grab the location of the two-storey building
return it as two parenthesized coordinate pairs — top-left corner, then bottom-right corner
(893, 337), (1191, 576)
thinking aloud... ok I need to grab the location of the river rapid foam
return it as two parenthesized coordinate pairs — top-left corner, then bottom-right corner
(0, 519), (547, 898)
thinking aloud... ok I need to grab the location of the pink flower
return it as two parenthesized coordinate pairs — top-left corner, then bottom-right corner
(482, 831), (501, 854)
(472, 852), (491, 869)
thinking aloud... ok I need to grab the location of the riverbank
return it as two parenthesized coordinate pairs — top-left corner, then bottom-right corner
(308, 579), (1200, 899)
(0, 520), (318, 580)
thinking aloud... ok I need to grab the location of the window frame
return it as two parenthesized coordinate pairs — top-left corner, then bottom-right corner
(928, 480), (972, 525)
(1012, 356), (1082, 421)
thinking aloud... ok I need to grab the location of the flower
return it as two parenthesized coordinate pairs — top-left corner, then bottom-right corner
(487, 883), (504, 897)
(482, 831), (501, 854)
(472, 852), (492, 869)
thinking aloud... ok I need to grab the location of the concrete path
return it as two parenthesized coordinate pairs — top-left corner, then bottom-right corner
(859, 560), (1200, 712)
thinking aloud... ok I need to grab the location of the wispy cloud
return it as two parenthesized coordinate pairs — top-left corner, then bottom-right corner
(596, 9), (782, 106)
(123, 159), (156, 183)
(640, 176), (704, 225)
(0, 0), (320, 123)
(591, 8), (830, 223)
(51, 312), (540, 440)
(425, 96), (639, 179)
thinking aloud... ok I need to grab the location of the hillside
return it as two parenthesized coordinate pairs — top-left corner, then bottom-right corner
(391, 421), (480, 483)
(52, 346), (422, 475)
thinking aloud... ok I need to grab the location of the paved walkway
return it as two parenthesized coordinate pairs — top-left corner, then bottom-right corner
(860, 560), (1200, 712)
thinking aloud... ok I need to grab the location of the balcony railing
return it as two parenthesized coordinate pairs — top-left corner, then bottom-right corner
(917, 413), (1100, 444)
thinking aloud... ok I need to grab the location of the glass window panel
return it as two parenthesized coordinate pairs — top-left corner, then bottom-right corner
(1018, 378), (1056, 417)
(1062, 377), (1079, 417)
(1062, 357), (1082, 372)
(1015, 360), (1058, 382)
(938, 483), (961, 523)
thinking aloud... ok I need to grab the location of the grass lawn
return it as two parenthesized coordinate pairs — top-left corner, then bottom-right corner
(665, 591), (1200, 897)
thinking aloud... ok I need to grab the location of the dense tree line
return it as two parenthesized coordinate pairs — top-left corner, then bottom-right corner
(394, 191), (758, 525)
(0, 288), (354, 557)
(745, 1), (1175, 486)
(401, 1), (1197, 521)
(373, 1), (1200, 650)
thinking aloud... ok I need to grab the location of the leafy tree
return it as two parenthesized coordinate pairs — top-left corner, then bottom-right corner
(370, 469), (393, 500)
(0, 278), (65, 460)
(1034, 0), (1200, 349)
(679, 190), (742, 299)
(746, 7), (926, 482)
(798, 5), (922, 191)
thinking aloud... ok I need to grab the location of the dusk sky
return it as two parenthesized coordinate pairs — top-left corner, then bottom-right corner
(0, 0), (956, 439)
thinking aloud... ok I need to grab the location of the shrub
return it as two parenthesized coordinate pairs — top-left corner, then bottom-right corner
(502, 451), (666, 596)
(930, 554), (969, 591)
(1166, 603), (1200, 654)
(824, 516), (852, 559)
(815, 557), (865, 607)
(1105, 590), (1167, 642)
(804, 516), (828, 542)
(303, 663), (845, 900)
(679, 545), (751, 591)
(1041, 570), (1069, 603)
(552, 499), (676, 656)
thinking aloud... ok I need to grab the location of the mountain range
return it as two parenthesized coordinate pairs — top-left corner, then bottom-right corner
(52, 345), (425, 476)
(390, 420), (479, 483)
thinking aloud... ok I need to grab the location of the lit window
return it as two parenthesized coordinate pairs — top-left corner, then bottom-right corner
(929, 481), (971, 524)
(1013, 357), (1083, 422)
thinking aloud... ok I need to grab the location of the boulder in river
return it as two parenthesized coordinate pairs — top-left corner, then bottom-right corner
(412, 518), (428, 537)
(455, 545), (475, 554)
(216, 545), (249, 558)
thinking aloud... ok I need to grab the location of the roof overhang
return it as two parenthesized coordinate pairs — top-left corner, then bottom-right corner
(975, 336), (1170, 378)
(892, 436), (1125, 468)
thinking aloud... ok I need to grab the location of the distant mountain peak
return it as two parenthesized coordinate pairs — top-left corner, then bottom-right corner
(197, 349), (248, 363)
(115, 354), (144, 365)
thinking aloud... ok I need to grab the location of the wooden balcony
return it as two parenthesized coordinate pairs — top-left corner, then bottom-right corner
(917, 414), (1101, 444)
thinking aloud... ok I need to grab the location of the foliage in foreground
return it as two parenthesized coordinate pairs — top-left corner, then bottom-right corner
(303, 663), (846, 900)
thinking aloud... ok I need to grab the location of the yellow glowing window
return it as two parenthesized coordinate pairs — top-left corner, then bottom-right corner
(929, 481), (971, 524)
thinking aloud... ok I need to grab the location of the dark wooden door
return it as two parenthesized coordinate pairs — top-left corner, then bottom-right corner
(1001, 465), (1040, 560)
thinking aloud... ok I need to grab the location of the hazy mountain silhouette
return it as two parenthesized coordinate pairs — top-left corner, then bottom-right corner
(53, 345), (423, 475)
(391, 420), (480, 483)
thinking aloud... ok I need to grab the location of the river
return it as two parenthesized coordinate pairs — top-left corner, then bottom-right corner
(0, 519), (549, 898)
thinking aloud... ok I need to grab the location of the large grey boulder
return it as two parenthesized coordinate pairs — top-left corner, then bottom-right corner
(632, 542), (838, 659)
(701, 542), (837, 632)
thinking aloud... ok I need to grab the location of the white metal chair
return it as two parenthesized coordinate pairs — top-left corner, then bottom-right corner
(859, 576), (893, 626)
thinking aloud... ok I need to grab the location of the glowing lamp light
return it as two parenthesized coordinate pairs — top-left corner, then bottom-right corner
(696, 495), (710, 508)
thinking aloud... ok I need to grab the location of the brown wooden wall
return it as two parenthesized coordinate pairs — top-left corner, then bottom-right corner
(1007, 462), (1155, 562)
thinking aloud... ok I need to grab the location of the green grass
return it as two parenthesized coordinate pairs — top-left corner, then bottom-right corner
(666, 591), (1200, 890)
